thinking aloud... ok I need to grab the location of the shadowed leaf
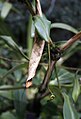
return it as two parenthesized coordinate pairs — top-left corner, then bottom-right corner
(0, 35), (28, 60)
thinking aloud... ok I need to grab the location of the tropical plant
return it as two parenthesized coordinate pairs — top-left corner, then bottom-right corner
(0, 0), (81, 119)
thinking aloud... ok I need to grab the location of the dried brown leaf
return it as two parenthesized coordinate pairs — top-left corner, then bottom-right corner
(26, 39), (45, 88)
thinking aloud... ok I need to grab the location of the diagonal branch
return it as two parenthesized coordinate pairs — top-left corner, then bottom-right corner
(39, 61), (56, 93)
(0, 86), (25, 91)
(60, 31), (81, 51)
(35, 0), (42, 16)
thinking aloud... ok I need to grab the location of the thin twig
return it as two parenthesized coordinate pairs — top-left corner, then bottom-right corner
(39, 61), (56, 93)
(62, 66), (81, 71)
(54, 65), (61, 89)
(40, 90), (50, 99)
(48, 43), (51, 68)
(0, 85), (25, 91)
(25, 0), (35, 16)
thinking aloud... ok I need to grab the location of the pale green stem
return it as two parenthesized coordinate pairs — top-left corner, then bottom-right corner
(55, 65), (61, 89)
(27, 15), (33, 57)
(48, 43), (51, 68)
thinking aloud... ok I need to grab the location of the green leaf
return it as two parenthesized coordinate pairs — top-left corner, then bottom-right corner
(72, 78), (80, 102)
(27, 15), (33, 57)
(0, 19), (14, 37)
(0, 35), (28, 60)
(63, 93), (79, 119)
(34, 15), (51, 42)
(0, 111), (16, 119)
(50, 69), (74, 85)
(0, 68), (7, 75)
(13, 90), (27, 119)
(51, 23), (78, 34)
(1, 2), (12, 19)
(14, 70), (22, 82)
(0, 85), (13, 100)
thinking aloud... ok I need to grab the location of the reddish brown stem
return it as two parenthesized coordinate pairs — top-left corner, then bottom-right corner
(60, 32), (81, 51)
(39, 61), (56, 93)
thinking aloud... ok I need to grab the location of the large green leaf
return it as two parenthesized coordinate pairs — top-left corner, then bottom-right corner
(63, 93), (79, 119)
(1, 2), (12, 19)
(51, 23), (78, 34)
(34, 14), (51, 42)
(72, 78), (80, 102)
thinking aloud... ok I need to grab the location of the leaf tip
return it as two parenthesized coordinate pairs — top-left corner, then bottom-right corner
(26, 80), (32, 88)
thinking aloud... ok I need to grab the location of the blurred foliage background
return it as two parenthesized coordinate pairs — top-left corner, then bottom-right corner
(0, 0), (81, 119)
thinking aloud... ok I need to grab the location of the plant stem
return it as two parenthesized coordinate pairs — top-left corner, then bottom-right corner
(27, 15), (33, 57)
(60, 31), (81, 51)
(39, 61), (56, 93)
(36, 0), (42, 16)
(0, 86), (25, 91)
(55, 65), (61, 89)
(25, 0), (35, 16)
(62, 66), (81, 71)
(48, 43), (51, 68)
